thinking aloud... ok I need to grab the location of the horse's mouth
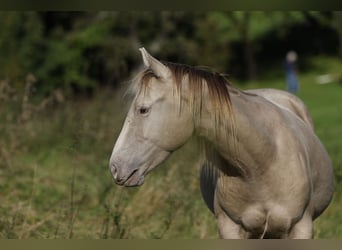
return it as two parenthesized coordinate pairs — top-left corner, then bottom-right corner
(122, 169), (145, 187)
(124, 172), (145, 187)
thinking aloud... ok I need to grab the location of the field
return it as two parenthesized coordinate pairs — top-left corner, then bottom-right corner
(0, 56), (341, 239)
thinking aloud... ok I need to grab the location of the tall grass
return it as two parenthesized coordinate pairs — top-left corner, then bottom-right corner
(0, 56), (341, 238)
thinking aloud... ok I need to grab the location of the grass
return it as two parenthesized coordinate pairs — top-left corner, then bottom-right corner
(0, 56), (341, 239)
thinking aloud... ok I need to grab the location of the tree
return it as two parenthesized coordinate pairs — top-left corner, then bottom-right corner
(200, 12), (311, 80)
(332, 12), (342, 55)
(0, 12), (43, 87)
(0, 11), (339, 97)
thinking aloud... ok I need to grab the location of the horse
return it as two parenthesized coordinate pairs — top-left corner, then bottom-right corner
(109, 48), (334, 239)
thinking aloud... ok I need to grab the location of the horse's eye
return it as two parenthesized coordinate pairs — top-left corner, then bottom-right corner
(139, 107), (150, 115)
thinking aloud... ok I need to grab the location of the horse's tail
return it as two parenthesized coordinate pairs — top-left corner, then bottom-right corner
(200, 160), (219, 214)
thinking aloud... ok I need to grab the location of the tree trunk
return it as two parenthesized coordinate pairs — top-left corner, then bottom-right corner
(333, 12), (342, 56)
(241, 12), (258, 81)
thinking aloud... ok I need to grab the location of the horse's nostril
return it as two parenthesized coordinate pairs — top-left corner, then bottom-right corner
(110, 163), (126, 184)
(111, 163), (119, 180)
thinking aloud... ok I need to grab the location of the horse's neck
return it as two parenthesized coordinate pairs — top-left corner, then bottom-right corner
(196, 89), (277, 178)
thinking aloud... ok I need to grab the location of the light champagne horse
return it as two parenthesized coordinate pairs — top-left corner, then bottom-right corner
(109, 48), (334, 239)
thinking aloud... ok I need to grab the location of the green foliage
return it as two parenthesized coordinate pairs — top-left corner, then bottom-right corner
(35, 15), (113, 94)
(0, 12), (43, 86)
(0, 11), (340, 96)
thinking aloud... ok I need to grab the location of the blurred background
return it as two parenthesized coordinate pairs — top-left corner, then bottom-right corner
(0, 11), (341, 238)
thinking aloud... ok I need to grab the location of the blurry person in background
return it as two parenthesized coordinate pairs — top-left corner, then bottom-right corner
(285, 50), (299, 94)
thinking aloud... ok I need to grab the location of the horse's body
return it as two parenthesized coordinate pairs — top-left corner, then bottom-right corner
(199, 88), (332, 238)
(109, 48), (334, 238)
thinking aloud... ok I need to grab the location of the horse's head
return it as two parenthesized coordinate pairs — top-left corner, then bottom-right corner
(109, 48), (194, 187)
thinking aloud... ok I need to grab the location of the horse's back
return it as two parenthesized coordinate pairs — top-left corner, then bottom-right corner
(245, 88), (314, 130)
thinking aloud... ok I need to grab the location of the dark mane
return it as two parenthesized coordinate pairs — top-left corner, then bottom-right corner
(163, 61), (233, 115)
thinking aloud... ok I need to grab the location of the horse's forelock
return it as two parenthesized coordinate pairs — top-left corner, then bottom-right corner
(126, 69), (157, 98)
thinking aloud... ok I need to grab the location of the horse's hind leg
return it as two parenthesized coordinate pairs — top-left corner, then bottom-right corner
(288, 211), (313, 239)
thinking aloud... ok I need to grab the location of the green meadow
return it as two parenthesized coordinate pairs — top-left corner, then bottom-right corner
(0, 56), (341, 239)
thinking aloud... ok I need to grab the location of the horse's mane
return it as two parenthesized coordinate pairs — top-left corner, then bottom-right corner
(131, 61), (237, 142)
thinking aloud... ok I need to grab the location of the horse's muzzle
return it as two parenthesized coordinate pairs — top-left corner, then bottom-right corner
(110, 162), (144, 187)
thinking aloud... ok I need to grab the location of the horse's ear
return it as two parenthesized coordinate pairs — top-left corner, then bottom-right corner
(139, 47), (170, 79)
